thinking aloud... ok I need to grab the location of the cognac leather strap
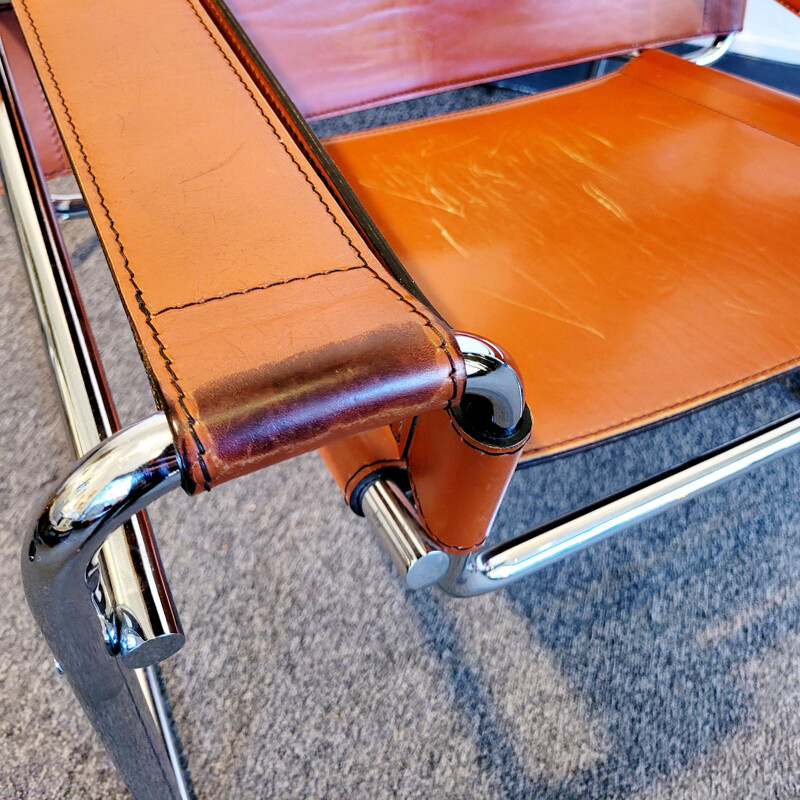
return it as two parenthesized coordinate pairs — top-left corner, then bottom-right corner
(14, 0), (465, 492)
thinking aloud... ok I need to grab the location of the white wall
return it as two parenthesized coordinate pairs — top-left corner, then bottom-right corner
(732, 0), (800, 63)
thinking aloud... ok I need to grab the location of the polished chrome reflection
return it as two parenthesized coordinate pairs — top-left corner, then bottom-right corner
(591, 33), (735, 78)
(685, 33), (736, 66)
(0, 48), (182, 667)
(456, 332), (525, 429)
(440, 413), (800, 596)
(362, 479), (449, 590)
(24, 414), (189, 799)
(1, 40), (190, 800)
(51, 191), (88, 220)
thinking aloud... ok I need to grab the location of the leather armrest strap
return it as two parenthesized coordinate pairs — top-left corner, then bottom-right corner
(14, 0), (465, 492)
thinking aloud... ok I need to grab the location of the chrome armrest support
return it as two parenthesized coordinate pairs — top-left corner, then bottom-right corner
(24, 414), (190, 799)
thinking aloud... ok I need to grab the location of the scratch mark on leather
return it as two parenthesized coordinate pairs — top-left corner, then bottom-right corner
(581, 129), (614, 148)
(582, 181), (632, 223)
(511, 266), (605, 338)
(358, 170), (466, 217)
(432, 219), (469, 258)
(637, 114), (683, 131)
(722, 299), (768, 318)
(476, 285), (606, 340)
(419, 135), (479, 157)
(180, 141), (246, 183)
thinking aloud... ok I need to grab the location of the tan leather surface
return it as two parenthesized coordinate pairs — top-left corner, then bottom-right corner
(14, 0), (465, 493)
(0, 9), (67, 179)
(225, 0), (745, 120)
(323, 50), (800, 464)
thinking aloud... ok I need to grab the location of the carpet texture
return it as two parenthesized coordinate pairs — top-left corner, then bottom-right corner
(3, 77), (800, 800)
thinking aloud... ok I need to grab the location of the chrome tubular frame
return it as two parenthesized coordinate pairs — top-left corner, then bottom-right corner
(0, 37), (192, 799)
(685, 32), (736, 66)
(26, 414), (189, 799)
(591, 33), (736, 78)
(51, 191), (89, 220)
(0, 36), (183, 669)
(363, 338), (800, 598)
(439, 413), (800, 596)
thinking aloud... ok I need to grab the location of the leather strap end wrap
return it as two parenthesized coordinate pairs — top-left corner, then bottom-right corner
(14, 0), (464, 493)
(323, 407), (530, 552)
(405, 408), (529, 552)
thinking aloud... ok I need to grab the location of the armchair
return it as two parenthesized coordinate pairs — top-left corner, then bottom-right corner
(2, 0), (800, 796)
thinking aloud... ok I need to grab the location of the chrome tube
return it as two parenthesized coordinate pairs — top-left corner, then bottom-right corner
(0, 39), (183, 667)
(362, 480), (449, 590)
(440, 413), (800, 596)
(25, 414), (190, 800)
(51, 192), (88, 220)
(685, 33), (736, 66)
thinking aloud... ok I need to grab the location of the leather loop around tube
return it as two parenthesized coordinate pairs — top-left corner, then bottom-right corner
(322, 403), (531, 552)
(14, 0), (465, 492)
(405, 407), (531, 552)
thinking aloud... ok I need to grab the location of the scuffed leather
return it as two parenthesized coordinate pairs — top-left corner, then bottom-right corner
(13, 0), (465, 493)
(225, 0), (745, 119)
(323, 50), (800, 464)
(0, 10), (67, 179)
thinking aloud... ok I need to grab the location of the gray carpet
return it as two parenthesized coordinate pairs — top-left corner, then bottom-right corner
(4, 80), (800, 800)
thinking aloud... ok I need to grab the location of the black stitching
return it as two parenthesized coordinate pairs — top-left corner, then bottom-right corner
(183, 0), (459, 404)
(18, 0), (215, 491)
(153, 264), (367, 316)
(20, 0), (460, 491)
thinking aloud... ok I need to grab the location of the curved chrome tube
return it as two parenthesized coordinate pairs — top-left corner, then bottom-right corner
(439, 413), (800, 596)
(0, 42), (183, 668)
(456, 332), (525, 429)
(24, 413), (190, 799)
(685, 33), (736, 67)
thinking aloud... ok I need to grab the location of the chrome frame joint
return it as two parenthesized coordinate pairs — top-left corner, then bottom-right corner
(24, 414), (191, 800)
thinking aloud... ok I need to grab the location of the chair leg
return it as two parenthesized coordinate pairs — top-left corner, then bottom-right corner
(23, 414), (191, 800)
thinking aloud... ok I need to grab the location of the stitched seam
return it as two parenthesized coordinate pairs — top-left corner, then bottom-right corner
(406, 468), (477, 552)
(622, 70), (800, 149)
(405, 426), (481, 552)
(310, 29), (722, 119)
(526, 355), (800, 456)
(152, 264), (367, 316)
(447, 418), (528, 457)
(184, 0), (459, 405)
(20, 0), (459, 491)
(17, 0), (217, 491)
